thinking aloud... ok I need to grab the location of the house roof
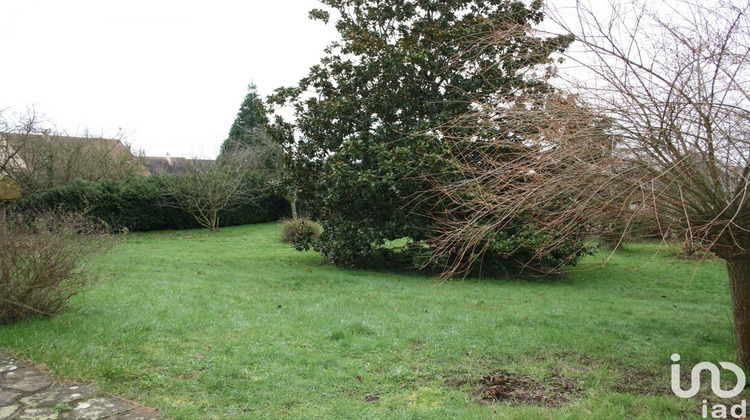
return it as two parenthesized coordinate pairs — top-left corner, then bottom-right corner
(144, 155), (215, 175)
(0, 137), (26, 174)
(0, 132), (149, 176)
(3, 132), (129, 153)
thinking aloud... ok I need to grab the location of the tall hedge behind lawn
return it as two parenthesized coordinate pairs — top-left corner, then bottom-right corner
(17, 177), (290, 232)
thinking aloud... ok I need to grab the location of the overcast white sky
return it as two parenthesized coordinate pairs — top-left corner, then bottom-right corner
(0, 0), (339, 158)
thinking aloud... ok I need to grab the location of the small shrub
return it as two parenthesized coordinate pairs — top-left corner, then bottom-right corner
(281, 218), (321, 251)
(0, 212), (110, 324)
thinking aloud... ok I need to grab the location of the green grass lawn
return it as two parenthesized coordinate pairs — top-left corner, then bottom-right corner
(0, 223), (741, 418)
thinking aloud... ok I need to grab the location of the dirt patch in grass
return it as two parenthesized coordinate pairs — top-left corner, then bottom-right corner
(449, 369), (581, 407)
(611, 366), (673, 396)
(544, 351), (674, 396)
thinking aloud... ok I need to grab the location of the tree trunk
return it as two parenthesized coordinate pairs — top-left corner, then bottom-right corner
(209, 210), (218, 232)
(727, 254), (750, 368)
(290, 191), (298, 220)
(0, 201), (6, 240)
(0, 201), (8, 293)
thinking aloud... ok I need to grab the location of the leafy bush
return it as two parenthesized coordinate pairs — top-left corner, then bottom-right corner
(0, 212), (110, 324)
(274, 0), (574, 273)
(281, 218), (321, 251)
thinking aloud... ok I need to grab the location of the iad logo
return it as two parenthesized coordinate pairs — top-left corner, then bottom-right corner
(671, 353), (747, 419)
(671, 354), (746, 398)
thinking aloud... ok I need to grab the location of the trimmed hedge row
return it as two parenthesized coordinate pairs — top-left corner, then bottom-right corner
(16, 176), (290, 232)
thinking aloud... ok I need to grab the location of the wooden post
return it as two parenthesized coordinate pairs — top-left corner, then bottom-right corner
(0, 176), (21, 239)
(0, 200), (8, 291)
(0, 200), (6, 240)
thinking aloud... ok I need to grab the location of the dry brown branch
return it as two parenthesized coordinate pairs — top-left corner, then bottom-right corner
(426, 0), (750, 365)
(0, 212), (111, 324)
(422, 91), (639, 277)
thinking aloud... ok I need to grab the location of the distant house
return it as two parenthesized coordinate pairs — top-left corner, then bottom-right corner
(0, 132), (148, 191)
(0, 135), (27, 175)
(144, 154), (215, 175)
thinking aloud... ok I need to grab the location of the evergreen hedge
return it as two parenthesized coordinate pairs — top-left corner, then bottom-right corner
(16, 176), (289, 232)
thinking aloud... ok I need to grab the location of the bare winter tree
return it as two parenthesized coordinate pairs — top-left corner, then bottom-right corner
(2, 108), (146, 194)
(10, 132), (146, 194)
(426, 0), (750, 366)
(0, 107), (44, 176)
(161, 135), (280, 232)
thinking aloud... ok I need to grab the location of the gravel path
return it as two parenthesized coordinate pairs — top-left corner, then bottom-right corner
(0, 353), (161, 419)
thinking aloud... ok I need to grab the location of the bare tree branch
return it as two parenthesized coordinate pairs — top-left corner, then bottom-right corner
(426, 0), (750, 364)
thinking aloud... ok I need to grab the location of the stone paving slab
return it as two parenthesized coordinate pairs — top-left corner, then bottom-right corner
(19, 383), (98, 408)
(0, 405), (21, 420)
(0, 391), (22, 406)
(0, 354), (161, 419)
(4, 368), (55, 393)
(13, 407), (60, 420)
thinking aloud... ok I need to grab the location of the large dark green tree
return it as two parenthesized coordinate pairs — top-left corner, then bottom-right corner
(220, 83), (270, 157)
(272, 0), (574, 269)
(220, 83), (286, 208)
